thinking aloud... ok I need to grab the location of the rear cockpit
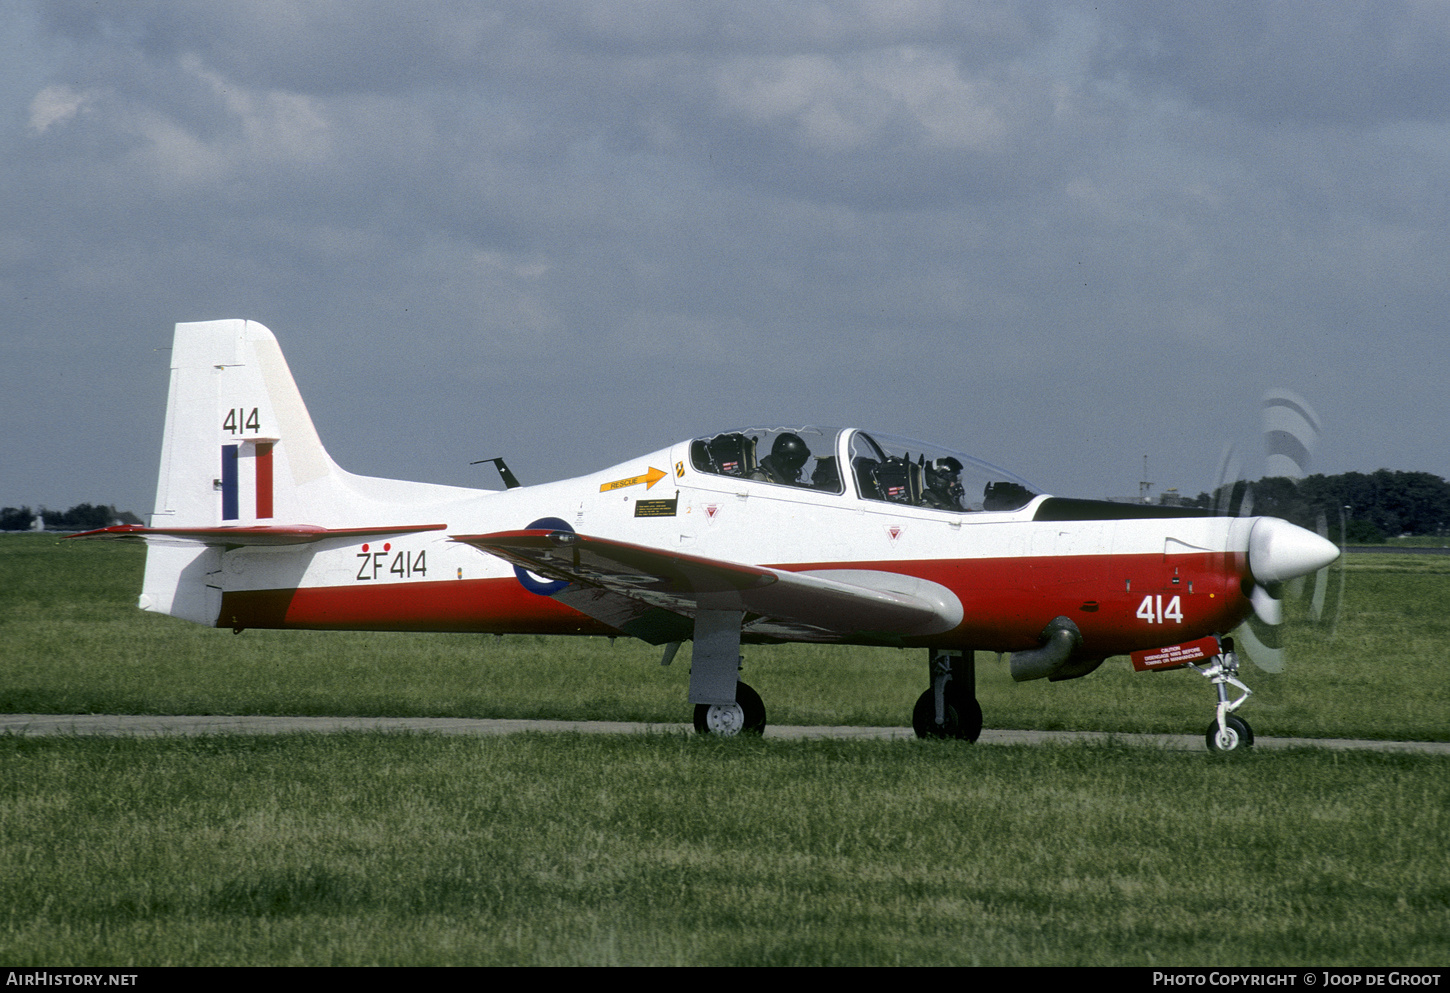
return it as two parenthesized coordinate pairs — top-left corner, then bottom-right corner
(688, 427), (1040, 512)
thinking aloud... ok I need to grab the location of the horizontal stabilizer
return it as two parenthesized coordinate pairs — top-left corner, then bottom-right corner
(70, 523), (446, 548)
(454, 529), (963, 642)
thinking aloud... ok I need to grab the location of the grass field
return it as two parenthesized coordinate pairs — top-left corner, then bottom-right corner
(4, 732), (1448, 966)
(2, 534), (1448, 966)
(2, 534), (1446, 741)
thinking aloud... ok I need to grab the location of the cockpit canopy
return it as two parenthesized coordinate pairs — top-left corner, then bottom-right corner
(689, 426), (1039, 513)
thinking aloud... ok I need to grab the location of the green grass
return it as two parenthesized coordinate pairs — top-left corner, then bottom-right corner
(3, 732), (1447, 966)
(3, 536), (1449, 966)
(1, 535), (1446, 741)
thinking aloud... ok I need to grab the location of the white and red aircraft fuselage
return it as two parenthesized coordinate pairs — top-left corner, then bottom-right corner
(77, 320), (1340, 749)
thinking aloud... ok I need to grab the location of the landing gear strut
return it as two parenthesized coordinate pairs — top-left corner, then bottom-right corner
(1187, 639), (1254, 752)
(913, 648), (982, 741)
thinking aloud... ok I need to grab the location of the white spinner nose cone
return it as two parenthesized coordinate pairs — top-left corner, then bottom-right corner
(1249, 517), (1340, 584)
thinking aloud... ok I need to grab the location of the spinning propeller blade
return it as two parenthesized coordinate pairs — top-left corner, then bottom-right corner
(1219, 391), (1342, 673)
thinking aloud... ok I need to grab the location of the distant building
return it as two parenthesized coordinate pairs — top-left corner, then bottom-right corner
(1104, 486), (1186, 507)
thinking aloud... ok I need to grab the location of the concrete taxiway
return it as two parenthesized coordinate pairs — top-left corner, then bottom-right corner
(2, 713), (1447, 754)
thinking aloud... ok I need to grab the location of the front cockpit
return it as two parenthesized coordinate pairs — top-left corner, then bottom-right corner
(688, 427), (1040, 513)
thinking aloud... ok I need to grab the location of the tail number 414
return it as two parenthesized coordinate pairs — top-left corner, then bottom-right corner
(1137, 594), (1184, 624)
(223, 407), (261, 434)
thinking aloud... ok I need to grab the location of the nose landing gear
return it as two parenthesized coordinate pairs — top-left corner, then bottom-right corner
(1186, 639), (1255, 752)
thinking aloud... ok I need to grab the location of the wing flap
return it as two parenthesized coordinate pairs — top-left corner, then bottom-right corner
(453, 529), (962, 640)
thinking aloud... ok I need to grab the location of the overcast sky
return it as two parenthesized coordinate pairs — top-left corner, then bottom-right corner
(4, 1), (1447, 517)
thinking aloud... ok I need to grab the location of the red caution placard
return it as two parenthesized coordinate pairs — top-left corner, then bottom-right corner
(1131, 635), (1222, 672)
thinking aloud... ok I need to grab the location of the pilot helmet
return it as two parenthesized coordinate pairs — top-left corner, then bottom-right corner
(926, 456), (965, 499)
(770, 432), (811, 473)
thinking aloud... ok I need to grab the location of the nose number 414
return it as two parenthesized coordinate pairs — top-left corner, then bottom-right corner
(1137, 594), (1184, 624)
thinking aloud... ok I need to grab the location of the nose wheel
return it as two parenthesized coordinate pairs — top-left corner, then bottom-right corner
(1187, 640), (1255, 752)
(1206, 714), (1254, 752)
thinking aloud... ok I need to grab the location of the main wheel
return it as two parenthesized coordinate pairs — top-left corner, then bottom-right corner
(1205, 714), (1254, 752)
(912, 690), (983, 742)
(694, 681), (766, 736)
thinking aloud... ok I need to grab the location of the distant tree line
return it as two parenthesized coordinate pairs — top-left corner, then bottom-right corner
(1177, 470), (1450, 542)
(0, 504), (143, 532)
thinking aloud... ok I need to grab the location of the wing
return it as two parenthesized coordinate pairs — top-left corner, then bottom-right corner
(452, 529), (963, 645)
(69, 523), (446, 548)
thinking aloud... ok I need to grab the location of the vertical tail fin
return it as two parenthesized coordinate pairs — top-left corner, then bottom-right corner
(122, 319), (479, 626)
(141, 319), (338, 623)
(152, 319), (334, 530)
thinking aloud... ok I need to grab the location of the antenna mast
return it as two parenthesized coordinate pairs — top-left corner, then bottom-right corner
(1139, 455), (1153, 504)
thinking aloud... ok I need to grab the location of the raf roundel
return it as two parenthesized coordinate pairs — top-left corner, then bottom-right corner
(514, 517), (575, 596)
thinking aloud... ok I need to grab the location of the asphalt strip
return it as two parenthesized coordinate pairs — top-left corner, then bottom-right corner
(1, 714), (1446, 754)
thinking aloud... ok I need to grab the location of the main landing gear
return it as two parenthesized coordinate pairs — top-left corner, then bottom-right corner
(913, 648), (983, 742)
(694, 681), (766, 736)
(1186, 638), (1255, 753)
(683, 609), (768, 737)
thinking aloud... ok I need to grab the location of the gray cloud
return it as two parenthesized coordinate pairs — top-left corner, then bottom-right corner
(3, 1), (1446, 517)
(1098, 1), (1450, 126)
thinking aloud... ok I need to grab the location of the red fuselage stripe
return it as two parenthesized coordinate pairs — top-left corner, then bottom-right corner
(217, 550), (1254, 654)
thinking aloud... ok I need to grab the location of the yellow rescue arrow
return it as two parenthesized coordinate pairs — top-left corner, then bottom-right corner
(600, 466), (668, 493)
